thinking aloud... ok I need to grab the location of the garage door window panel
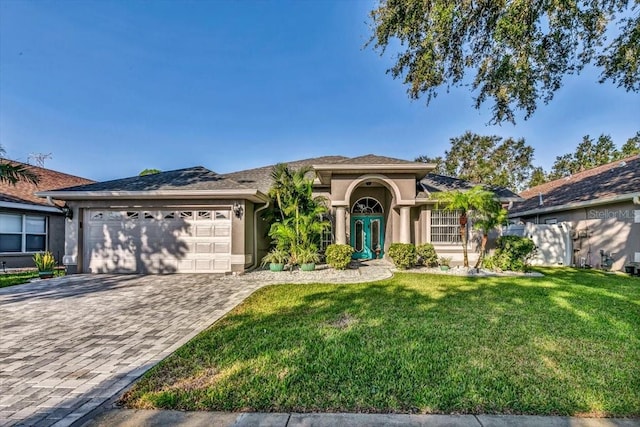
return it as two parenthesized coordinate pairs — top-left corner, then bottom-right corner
(214, 210), (230, 220)
(197, 211), (211, 220)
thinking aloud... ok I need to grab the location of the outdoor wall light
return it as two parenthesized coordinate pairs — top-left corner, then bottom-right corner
(233, 201), (244, 219)
(60, 204), (73, 220)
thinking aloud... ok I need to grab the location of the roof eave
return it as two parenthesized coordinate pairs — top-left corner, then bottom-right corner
(508, 192), (640, 218)
(35, 189), (269, 203)
(0, 200), (62, 214)
(313, 164), (434, 184)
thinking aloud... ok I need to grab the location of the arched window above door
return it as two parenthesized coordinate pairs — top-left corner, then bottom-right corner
(351, 197), (383, 214)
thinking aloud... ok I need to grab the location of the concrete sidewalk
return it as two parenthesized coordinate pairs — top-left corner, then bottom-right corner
(81, 409), (640, 427)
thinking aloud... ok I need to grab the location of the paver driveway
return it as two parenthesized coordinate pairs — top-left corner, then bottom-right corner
(0, 274), (266, 427)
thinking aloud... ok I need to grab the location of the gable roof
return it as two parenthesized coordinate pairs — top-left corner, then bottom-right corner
(38, 166), (271, 202)
(510, 154), (640, 216)
(0, 159), (94, 209)
(57, 166), (250, 192)
(419, 174), (521, 201)
(336, 154), (424, 165)
(38, 154), (515, 204)
(221, 156), (348, 194)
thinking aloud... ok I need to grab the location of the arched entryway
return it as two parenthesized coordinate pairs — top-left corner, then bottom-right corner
(350, 197), (385, 260)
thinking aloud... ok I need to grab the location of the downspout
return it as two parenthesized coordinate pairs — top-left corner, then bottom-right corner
(45, 196), (57, 207)
(250, 200), (270, 271)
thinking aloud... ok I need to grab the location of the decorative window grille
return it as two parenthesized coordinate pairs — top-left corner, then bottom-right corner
(430, 209), (464, 244)
(214, 210), (230, 220)
(351, 197), (383, 214)
(126, 211), (139, 220)
(163, 211), (176, 219)
(179, 211), (193, 219)
(143, 212), (155, 220)
(197, 211), (211, 220)
(106, 211), (123, 221)
(90, 212), (104, 220)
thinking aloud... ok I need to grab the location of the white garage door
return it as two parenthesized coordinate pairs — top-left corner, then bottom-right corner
(84, 209), (232, 273)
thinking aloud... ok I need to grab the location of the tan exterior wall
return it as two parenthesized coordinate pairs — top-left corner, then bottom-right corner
(516, 201), (640, 271)
(243, 201), (255, 269)
(328, 173), (417, 206)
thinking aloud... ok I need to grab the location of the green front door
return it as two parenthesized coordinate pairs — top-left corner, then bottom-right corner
(350, 215), (384, 260)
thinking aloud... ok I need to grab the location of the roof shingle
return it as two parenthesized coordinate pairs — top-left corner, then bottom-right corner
(57, 166), (251, 192)
(419, 174), (520, 200)
(511, 155), (640, 215)
(0, 159), (94, 207)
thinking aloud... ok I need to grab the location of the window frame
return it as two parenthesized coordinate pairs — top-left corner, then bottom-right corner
(0, 213), (48, 254)
(430, 209), (466, 245)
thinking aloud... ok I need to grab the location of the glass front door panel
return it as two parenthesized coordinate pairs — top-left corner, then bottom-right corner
(351, 215), (384, 259)
(371, 219), (379, 250)
(354, 220), (364, 253)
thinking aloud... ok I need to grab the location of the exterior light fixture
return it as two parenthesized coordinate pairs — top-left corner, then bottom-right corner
(60, 204), (73, 220)
(233, 201), (243, 219)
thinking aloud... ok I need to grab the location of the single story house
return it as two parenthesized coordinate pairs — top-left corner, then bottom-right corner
(0, 159), (94, 268)
(37, 155), (519, 274)
(509, 154), (640, 271)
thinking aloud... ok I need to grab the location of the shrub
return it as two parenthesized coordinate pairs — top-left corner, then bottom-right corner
(295, 245), (321, 265)
(387, 243), (416, 269)
(325, 244), (354, 270)
(416, 243), (438, 267)
(261, 248), (289, 267)
(484, 236), (536, 272)
(33, 251), (55, 271)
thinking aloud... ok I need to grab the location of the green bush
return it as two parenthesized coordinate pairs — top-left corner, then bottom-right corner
(484, 236), (536, 272)
(325, 244), (354, 270)
(261, 248), (289, 267)
(387, 243), (416, 269)
(416, 243), (438, 267)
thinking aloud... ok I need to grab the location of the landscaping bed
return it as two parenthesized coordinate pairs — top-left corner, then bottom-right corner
(121, 268), (640, 416)
(0, 271), (38, 288)
(0, 268), (65, 288)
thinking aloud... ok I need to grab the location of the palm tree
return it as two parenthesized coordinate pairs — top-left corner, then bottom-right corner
(0, 145), (39, 185)
(433, 186), (501, 268)
(266, 163), (329, 265)
(470, 194), (508, 268)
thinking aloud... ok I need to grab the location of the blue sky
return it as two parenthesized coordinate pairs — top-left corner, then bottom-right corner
(1, 0), (638, 182)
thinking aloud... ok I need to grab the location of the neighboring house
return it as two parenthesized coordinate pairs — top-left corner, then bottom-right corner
(509, 155), (640, 271)
(37, 155), (519, 274)
(0, 159), (94, 268)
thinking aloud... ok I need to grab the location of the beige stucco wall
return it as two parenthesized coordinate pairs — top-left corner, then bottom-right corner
(243, 201), (255, 269)
(63, 199), (247, 273)
(328, 173), (417, 206)
(516, 201), (640, 271)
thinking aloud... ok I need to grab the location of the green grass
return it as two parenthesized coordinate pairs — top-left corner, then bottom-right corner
(0, 269), (65, 288)
(121, 268), (640, 416)
(0, 271), (38, 288)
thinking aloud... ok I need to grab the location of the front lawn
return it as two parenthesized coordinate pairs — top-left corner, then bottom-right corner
(0, 269), (65, 288)
(121, 268), (640, 416)
(0, 271), (38, 288)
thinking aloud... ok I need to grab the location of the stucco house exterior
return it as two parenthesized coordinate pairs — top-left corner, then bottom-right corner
(0, 159), (94, 268)
(509, 154), (640, 272)
(37, 155), (519, 274)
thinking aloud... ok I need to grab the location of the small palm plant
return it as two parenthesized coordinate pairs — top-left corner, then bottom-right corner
(33, 251), (56, 278)
(261, 248), (289, 272)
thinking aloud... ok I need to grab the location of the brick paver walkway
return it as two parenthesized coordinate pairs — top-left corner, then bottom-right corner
(0, 262), (392, 427)
(0, 274), (268, 427)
